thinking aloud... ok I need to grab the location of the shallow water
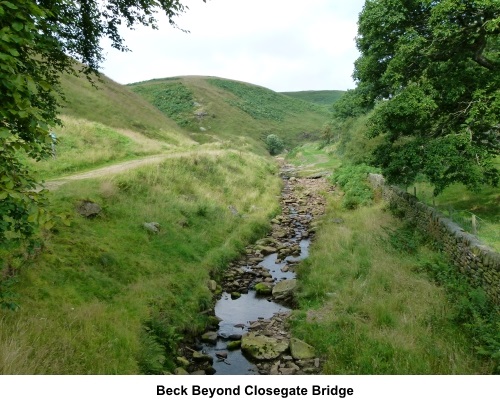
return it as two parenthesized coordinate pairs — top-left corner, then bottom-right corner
(198, 171), (317, 374)
(201, 238), (311, 375)
(204, 291), (289, 375)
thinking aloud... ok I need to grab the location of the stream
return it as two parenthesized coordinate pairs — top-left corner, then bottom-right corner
(182, 164), (332, 375)
(202, 237), (311, 375)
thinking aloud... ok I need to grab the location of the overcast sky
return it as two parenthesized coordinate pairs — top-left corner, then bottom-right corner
(100, 0), (366, 92)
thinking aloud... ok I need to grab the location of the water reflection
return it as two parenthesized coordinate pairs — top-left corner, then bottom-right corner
(201, 239), (311, 375)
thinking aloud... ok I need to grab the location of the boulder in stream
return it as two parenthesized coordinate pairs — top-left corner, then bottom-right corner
(241, 332), (289, 360)
(254, 282), (273, 296)
(272, 279), (297, 302)
(192, 351), (214, 364)
(207, 280), (218, 292)
(201, 331), (218, 344)
(174, 367), (189, 375)
(257, 246), (277, 255)
(227, 340), (241, 350)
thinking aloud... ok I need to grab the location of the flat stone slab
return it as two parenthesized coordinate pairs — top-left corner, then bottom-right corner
(290, 338), (316, 360)
(201, 331), (218, 344)
(241, 332), (289, 360)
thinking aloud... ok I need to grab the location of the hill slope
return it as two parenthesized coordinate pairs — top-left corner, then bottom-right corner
(1, 71), (285, 374)
(58, 70), (192, 146)
(128, 76), (331, 149)
(280, 90), (346, 106)
(23, 70), (198, 179)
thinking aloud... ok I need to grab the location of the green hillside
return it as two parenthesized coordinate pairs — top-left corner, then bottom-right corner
(128, 76), (331, 149)
(19, 71), (197, 180)
(58, 70), (192, 146)
(1, 70), (283, 374)
(281, 90), (346, 106)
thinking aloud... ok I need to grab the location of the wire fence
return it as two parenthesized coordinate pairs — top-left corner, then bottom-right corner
(410, 187), (499, 250)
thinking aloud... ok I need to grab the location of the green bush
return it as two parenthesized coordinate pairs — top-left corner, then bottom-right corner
(331, 163), (379, 209)
(265, 134), (284, 156)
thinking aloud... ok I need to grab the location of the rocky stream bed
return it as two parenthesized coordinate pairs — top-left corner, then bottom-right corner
(175, 163), (334, 375)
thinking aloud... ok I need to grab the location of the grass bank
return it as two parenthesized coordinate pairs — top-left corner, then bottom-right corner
(291, 194), (495, 374)
(286, 142), (498, 374)
(0, 152), (281, 374)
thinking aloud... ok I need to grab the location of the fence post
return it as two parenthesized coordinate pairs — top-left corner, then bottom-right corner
(472, 214), (477, 235)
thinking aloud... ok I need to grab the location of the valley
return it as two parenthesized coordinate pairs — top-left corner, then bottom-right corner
(0, 71), (498, 376)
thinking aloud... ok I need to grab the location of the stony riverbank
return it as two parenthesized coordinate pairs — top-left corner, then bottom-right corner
(175, 163), (335, 375)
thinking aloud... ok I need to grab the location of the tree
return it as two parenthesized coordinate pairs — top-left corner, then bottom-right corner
(0, 0), (204, 246)
(352, 0), (500, 194)
(265, 134), (285, 155)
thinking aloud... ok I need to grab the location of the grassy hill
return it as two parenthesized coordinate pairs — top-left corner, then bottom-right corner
(280, 90), (346, 107)
(58, 70), (188, 142)
(1, 71), (288, 374)
(128, 76), (331, 149)
(20, 70), (199, 180)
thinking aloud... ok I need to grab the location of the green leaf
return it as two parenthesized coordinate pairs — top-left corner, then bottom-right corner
(7, 47), (19, 56)
(11, 21), (23, 31)
(0, 128), (10, 138)
(2, 2), (17, 10)
(27, 213), (38, 223)
(43, 221), (55, 230)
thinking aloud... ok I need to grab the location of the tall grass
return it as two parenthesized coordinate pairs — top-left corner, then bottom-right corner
(0, 151), (281, 374)
(24, 116), (176, 179)
(291, 194), (495, 374)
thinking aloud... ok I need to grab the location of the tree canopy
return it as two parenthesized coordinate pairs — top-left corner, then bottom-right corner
(347, 0), (500, 194)
(0, 0), (204, 245)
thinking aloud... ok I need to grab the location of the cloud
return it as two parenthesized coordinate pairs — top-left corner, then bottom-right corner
(100, 0), (365, 91)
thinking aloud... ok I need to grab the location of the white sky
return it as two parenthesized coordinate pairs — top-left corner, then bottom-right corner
(100, 0), (366, 92)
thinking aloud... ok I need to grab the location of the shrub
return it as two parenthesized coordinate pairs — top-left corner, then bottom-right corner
(265, 134), (284, 155)
(331, 163), (379, 209)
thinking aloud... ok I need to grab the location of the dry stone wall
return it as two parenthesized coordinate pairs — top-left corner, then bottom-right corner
(368, 173), (500, 305)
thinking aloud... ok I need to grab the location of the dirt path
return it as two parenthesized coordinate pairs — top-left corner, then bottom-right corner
(42, 149), (227, 190)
